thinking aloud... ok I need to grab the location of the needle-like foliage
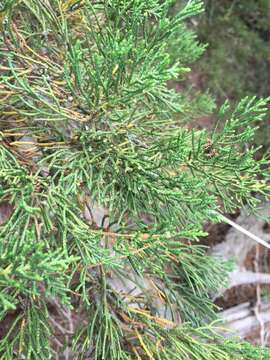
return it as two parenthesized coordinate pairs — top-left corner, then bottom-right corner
(0, 0), (270, 358)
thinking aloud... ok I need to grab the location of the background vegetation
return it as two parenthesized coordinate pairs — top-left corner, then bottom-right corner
(0, 0), (270, 358)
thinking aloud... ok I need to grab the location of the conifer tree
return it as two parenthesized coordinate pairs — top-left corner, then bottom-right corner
(0, 0), (270, 358)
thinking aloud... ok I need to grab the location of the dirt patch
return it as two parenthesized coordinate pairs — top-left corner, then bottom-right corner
(0, 202), (13, 226)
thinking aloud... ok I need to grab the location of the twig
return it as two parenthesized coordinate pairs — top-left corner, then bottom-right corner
(215, 211), (270, 250)
(254, 244), (265, 346)
(221, 301), (270, 338)
(49, 315), (72, 335)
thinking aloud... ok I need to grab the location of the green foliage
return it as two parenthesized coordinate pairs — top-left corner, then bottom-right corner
(198, 0), (270, 100)
(195, 0), (270, 150)
(0, 299), (51, 360)
(0, 0), (270, 358)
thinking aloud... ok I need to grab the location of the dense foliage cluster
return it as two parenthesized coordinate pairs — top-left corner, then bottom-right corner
(0, 0), (270, 358)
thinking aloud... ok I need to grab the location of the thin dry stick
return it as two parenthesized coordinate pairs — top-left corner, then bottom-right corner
(49, 315), (70, 335)
(216, 212), (270, 250)
(265, 328), (270, 345)
(254, 244), (266, 346)
(218, 210), (270, 344)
